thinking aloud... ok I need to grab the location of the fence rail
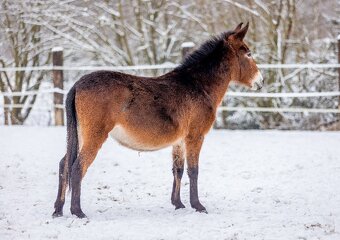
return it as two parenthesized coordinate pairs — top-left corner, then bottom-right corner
(1, 88), (340, 113)
(2, 88), (340, 98)
(0, 63), (339, 72)
(219, 106), (340, 113)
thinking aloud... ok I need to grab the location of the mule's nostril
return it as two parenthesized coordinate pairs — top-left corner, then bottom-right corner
(251, 72), (264, 91)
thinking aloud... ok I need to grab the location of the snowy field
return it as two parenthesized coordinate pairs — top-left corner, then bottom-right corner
(0, 127), (340, 240)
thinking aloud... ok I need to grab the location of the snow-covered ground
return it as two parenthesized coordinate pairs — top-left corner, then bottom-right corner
(0, 127), (340, 240)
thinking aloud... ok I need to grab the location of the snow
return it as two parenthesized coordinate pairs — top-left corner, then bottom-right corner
(181, 42), (195, 48)
(0, 127), (340, 239)
(51, 47), (64, 52)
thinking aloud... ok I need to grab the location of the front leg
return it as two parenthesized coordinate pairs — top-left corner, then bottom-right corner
(171, 142), (185, 209)
(185, 135), (207, 213)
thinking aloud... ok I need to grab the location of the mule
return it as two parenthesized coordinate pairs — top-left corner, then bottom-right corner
(52, 22), (263, 218)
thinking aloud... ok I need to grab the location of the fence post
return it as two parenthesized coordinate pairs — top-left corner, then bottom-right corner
(338, 35), (340, 111)
(52, 47), (64, 126)
(181, 42), (195, 58)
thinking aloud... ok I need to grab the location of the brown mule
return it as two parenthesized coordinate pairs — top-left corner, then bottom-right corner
(52, 22), (263, 218)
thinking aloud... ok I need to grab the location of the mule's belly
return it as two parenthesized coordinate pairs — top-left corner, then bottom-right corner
(109, 125), (180, 151)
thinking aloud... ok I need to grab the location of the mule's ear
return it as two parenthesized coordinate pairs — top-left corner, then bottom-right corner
(235, 22), (249, 40)
(234, 22), (243, 32)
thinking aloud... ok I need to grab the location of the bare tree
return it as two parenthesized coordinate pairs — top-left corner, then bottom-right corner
(220, 0), (339, 129)
(0, 0), (52, 125)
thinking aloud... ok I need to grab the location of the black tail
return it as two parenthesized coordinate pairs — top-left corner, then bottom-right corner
(65, 86), (78, 190)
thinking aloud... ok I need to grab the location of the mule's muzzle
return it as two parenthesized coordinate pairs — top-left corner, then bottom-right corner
(251, 72), (264, 91)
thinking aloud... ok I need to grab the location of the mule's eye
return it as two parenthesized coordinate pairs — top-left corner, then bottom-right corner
(246, 51), (252, 57)
(240, 46), (247, 52)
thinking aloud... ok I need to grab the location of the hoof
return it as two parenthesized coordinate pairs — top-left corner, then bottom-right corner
(52, 210), (63, 218)
(191, 203), (208, 214)
(172, 199), (186, 210)
(196, 208), (208, 214)
(174, 202), (186, 210)
(71, 209), (87, 218)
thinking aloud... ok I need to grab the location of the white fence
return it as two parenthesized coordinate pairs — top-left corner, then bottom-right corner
(0, 63), (340, 124)
(0, 63), (340, 71)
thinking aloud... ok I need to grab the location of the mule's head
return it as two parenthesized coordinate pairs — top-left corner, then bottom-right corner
(226, 22), (263, 90)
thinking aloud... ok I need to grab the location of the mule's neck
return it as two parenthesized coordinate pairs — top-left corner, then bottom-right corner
(178, 62), (235, 108)
(200, 66), (232, 107)
(174, 37), (238, 108)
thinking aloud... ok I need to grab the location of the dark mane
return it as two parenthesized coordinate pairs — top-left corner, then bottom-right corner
(175, 31), (235, 72)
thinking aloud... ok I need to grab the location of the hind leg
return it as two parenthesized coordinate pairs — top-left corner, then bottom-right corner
(171, 142), (185, 209)
(52, 155), (67, 217)
(70, 128), (108, 218)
